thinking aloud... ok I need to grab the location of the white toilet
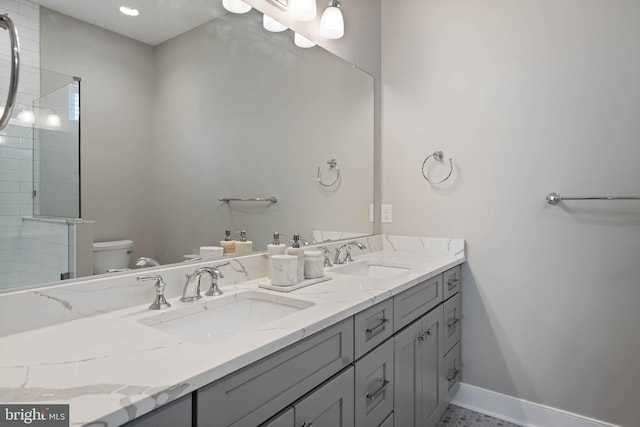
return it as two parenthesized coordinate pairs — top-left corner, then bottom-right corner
(92, 240), (134, 274)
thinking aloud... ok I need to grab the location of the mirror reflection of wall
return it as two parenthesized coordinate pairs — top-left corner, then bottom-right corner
(39, 6), (373, 266)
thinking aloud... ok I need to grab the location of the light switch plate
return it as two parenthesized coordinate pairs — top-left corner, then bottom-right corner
(381, 204), (392, 223)
(370, 204), (374, 222)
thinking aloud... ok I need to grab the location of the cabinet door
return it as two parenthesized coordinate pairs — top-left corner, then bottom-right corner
(420, 308), (442, 427)
(354, 339), (394, 427)
(295, 367), (354, 427)
(393, 319), (423, 427)
(394, 307), (443, 427)
(124, 394), (192, 427)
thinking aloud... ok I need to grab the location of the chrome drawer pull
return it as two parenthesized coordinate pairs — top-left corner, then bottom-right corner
(365, 318), (389, 338)
(447, 279), (459, 290)
(302, 423), (314, 427)
(447, 368), (460, 384)
(447, 318), (460, 329)
(366, 379), (390, 401)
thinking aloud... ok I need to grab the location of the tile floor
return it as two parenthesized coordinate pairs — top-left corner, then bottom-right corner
(436, 405), (523, 427)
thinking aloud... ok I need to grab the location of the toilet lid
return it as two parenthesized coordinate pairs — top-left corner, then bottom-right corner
(93, 240), (133, 251)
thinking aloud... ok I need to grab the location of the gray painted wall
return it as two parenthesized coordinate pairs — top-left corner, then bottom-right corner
(40, 8), (157, 261)
(152, 10), (373, 262)
(381, 1), (640, 425)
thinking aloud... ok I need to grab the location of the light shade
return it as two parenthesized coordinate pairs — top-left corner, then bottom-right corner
(290, 0), (316, 22)
(263, 14), (288, 32)
(222, 0), (252, 14)
(319, 4), (344, 39)
(17, 108), (35, 125)
(294, 32), (316, 48)
(46, 113), (61, 128)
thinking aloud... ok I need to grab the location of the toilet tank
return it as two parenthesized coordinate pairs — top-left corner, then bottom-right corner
(92, 240), (133, 274)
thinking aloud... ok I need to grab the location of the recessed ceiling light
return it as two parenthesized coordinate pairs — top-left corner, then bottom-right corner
(119, 6), (139, 16)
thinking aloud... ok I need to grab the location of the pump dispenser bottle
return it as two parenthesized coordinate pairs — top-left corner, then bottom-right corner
(267, 232), (287, 279)
(220, 230), (235, 256)
(286, 233), (305, 282)
(235, 230), (253, 255)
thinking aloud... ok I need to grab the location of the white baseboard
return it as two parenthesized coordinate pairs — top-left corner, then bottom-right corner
(451, 383), (621, 427)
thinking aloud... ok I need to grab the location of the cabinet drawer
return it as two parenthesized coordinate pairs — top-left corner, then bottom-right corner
(443, 292), (461, 355)
(354, 339), (394, 427)
(197, 318), (354, 427)
(443, 265), (461, 300)
(441, 342), (461, 404)
(354, 299), (393, 359)
(394, 274), (442, 331)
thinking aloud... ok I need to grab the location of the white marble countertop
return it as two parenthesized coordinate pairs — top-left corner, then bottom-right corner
(0, 242), (464, 426)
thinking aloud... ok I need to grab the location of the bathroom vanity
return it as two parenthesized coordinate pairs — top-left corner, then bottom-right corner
(0, 235), (464, 427)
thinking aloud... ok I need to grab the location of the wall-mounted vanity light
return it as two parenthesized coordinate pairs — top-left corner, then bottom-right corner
(222, 0), (253, 14)
(290, 0), (316, 22)
(319, 0), (344, 39)
(294, 32), (316, 48)
(263, 14), (288, 32)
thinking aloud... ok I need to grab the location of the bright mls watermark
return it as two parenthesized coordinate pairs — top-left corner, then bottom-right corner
(0, 405), (69, 426)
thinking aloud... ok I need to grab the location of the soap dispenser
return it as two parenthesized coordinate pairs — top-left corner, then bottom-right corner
(267, 232), (287, 279)
(235, 230), (253, 255)
(286, 233), (305, 282)
(220, 230), (235, 256)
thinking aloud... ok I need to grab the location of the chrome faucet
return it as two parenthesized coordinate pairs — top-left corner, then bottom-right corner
(137, 275), (171, 310)
(317, 246), (333, 267)
(180, 262), (230, 302)
(334, 241), (367, 265)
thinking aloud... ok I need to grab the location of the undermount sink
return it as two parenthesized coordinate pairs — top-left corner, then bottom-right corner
(329, 261), (410, 278)
(139, 291), (314, 345)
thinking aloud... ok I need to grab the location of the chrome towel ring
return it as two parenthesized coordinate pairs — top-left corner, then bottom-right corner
(0, 14), (20, 131)
(317, 158), (340, 187)
(422, 150), (453, 184)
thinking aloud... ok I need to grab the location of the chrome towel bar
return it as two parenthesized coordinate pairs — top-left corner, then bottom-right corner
(219, 196), (278, 203)
(0, 14), (20, 130)
(546, 192), (640, 205)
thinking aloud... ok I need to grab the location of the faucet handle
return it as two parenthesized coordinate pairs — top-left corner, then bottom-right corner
(317, 246), (333, 267)
(137, 275), (171, 310)
(204, 262), (229, 297)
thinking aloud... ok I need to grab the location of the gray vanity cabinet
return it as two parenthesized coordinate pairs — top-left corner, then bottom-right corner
(393, 274), (442, 331)
(123, 394), (191, 427)
(393, 306), (443, 427)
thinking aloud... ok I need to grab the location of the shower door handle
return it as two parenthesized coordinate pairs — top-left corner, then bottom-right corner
(0, 14), (20, 130)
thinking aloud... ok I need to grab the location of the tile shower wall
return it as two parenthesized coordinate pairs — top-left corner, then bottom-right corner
(0, 0), (40, 288)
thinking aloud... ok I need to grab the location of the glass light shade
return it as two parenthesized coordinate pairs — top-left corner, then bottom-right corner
(319, 6), (344, 39)
(222, 0), (252, 14)
(46, 113), (61, 128)
(294, 32), (316, 48)
(290, 0), (316, 22)
(17, 109), (35, 125)
(263, 14), (287, 32)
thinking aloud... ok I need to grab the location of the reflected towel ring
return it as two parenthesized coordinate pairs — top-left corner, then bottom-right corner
(422, 150), (453, 184)
(317, 158), (340, 187)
